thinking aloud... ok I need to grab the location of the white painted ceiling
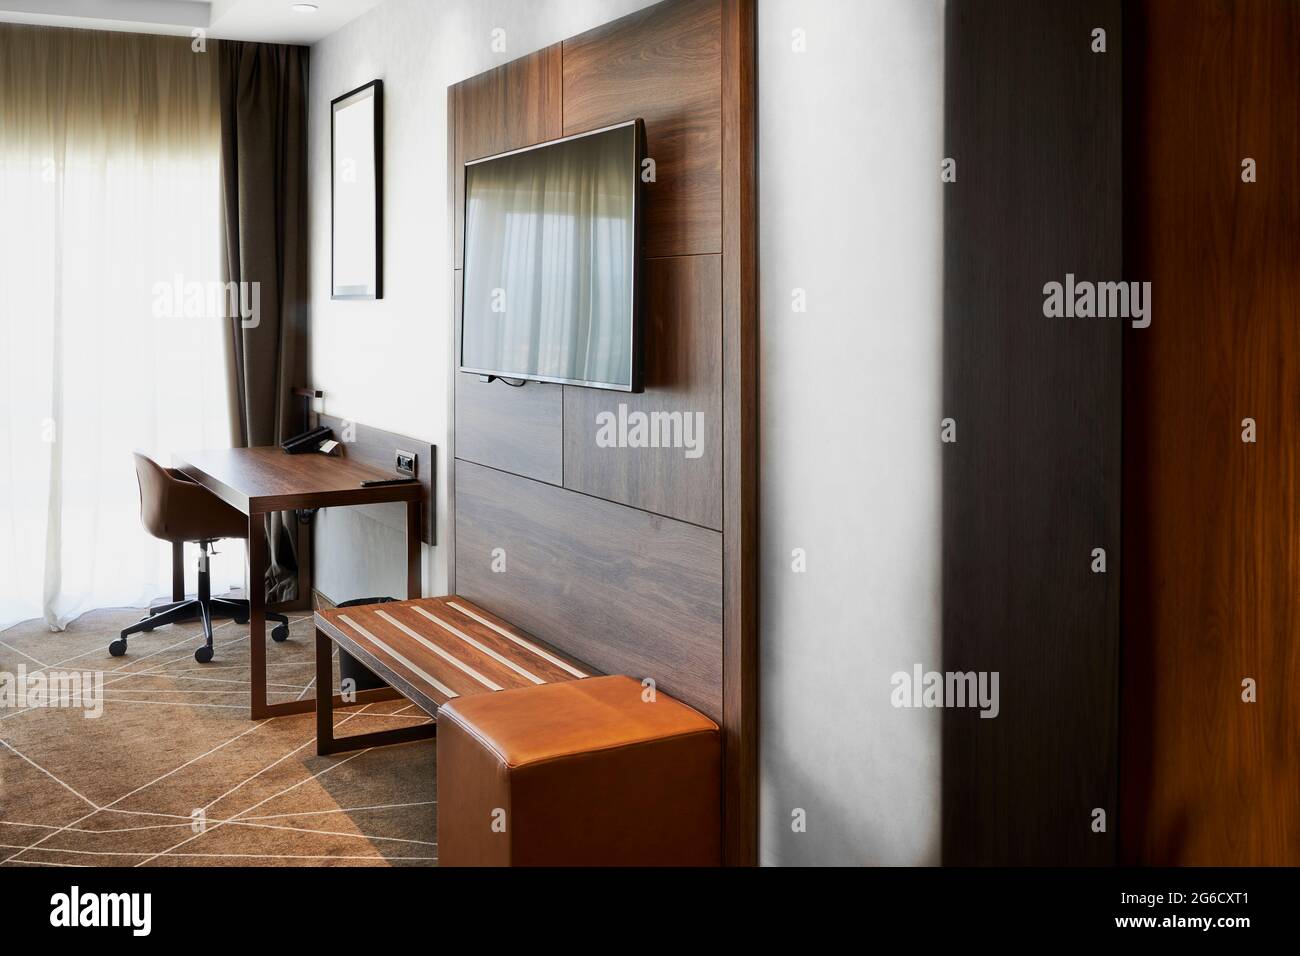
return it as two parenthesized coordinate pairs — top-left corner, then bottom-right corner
(0, 0), (386, 44)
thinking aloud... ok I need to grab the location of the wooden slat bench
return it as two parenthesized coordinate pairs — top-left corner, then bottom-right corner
(313, 596), (596, 755)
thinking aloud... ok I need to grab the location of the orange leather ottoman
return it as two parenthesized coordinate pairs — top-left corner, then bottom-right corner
(436, 675), (721, 866)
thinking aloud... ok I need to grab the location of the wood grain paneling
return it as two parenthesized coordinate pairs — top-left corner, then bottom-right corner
(562, 0), (721, 258)
(720, 0), (758, 868)
(317, 413), (435, 544)
(452, 46), (567, 484)
(447, 85), (459, 588)
(454, 264), (564, 484)
(563, 254), (722, 528)
(942, 0), (1123, 865)
(1121, 0), (1300, 866)
(453, 44), (563, 269)
(455, 460), (723, 721)
(457, 374), (564, 485)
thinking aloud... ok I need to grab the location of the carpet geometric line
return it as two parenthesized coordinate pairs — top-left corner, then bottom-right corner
(0, 736), (99, 811)
(2, 844), (438, 863)
(105, 800), (437, 823)
(0, 816), (435, 846)
(137, 706), (384, 867)
(1, 611), (435, 869)
(2, 714), (274, 865)
(0, 640), (49, 668)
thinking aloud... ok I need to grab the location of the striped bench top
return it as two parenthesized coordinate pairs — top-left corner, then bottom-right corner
(314, 596), (597, 715)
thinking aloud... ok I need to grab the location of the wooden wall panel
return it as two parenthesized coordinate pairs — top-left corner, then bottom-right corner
(454, 267), (564, 485)
(457, 372), (563, 485)
(316, 413), (435, 545)
(719, 0), (758, 867)
(446, 83), (459, 589)
(452, 47), (566, 484)
(563, 254), (722, 529)
(562, 0), (721, 258)
(942, 0), (1123, 865)
(1121, 0), (1300, 866)
(449, 0), (755, 863)
(453, 44), (563, 269)
(455, 460), (723, 721)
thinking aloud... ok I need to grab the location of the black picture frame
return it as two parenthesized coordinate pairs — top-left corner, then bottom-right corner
(331, 79), (383, 299)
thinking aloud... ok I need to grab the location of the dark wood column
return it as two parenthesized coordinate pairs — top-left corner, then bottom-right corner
(942, 0), (1124, 865)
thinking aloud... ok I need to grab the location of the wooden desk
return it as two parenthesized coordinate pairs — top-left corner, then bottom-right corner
(175, 447), (423, 720)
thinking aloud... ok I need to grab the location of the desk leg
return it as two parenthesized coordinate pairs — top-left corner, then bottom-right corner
(248, 513), (269, 720)
(315, 627), (334, 754)
(246, 508), (408, 722)
(406, 499), (422, 600)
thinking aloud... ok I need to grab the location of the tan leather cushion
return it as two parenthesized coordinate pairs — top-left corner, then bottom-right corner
(437, 675), (721, 866)
(443, 673), (717, 767)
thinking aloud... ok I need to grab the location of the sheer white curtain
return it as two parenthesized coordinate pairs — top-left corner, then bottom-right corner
(0, 25), (243, 631)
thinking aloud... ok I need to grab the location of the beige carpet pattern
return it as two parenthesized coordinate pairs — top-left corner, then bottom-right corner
(0, 607), (437, 867)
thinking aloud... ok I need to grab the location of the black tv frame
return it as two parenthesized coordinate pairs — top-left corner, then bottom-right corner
(459, 117), (646, 393)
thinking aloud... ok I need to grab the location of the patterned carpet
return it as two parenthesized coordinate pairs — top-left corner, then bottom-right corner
(0, 606), (437, 867)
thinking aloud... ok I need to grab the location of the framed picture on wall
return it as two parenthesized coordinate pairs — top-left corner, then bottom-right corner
(331, 79), (383, 299)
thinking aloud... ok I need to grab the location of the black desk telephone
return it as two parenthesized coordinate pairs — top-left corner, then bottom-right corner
(281, 425), (333, 454)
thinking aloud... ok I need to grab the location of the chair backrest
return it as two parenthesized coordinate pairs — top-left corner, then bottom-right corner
(132, 452), (172, 540)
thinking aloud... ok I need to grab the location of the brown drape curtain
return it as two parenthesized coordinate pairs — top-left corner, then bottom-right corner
(217, 40), (309, 604)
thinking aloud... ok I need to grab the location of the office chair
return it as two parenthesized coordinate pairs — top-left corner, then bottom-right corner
(110, 453), (289, 664)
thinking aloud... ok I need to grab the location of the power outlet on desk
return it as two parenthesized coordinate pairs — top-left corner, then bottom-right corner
(395, 450), (417, 478)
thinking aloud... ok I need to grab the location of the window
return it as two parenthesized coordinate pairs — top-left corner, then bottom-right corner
(0, 26), (241, 629)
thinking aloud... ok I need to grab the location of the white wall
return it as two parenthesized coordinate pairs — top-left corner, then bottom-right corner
(757, 0), (946, 865)
(308, 0), (659, 604)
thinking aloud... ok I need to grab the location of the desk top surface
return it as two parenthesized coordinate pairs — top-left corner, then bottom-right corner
(175, 446), (421, 515)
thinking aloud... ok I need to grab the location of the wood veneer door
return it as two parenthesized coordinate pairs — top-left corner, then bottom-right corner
(1121, 0), (1300, 866)
(942, 0), (1123, 865)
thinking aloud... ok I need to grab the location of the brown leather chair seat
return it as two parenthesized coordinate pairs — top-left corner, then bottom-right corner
(112, 452), (287, 663)
(134, 454), (249, 544)
(436, 674), (721, 866)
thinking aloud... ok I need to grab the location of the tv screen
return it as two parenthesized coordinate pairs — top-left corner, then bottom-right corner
(460, 119), (643, 391)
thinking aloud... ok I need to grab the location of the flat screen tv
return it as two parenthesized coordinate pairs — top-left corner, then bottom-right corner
(460, 119), (645, 392)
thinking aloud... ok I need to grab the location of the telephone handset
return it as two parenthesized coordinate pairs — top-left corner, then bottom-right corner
(280, 425), (333, 455)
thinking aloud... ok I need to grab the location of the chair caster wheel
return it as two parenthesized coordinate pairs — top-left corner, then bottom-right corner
(109, 638), (128, 657)
(194, 645), (214, 664)
(271, 624), (289, 643)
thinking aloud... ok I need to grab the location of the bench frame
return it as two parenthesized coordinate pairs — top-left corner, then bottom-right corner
(314, 626), (438, 756)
